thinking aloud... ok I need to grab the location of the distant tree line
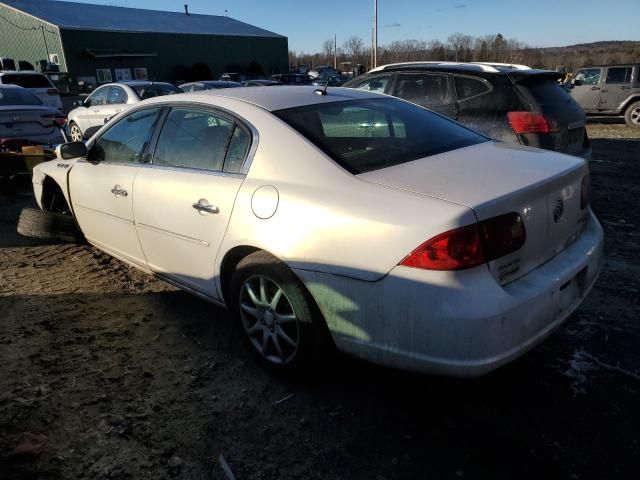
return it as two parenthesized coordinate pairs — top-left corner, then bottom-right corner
(289, 34), (640, 73)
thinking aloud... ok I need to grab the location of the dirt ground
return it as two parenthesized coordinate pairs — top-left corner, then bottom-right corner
(1, 123), (639, 480)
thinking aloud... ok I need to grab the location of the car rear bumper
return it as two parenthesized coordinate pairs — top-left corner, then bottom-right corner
(294, 210), (603, 376)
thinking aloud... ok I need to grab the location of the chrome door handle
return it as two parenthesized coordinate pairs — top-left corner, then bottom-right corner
(192, 199), (219, 214)
(110, 185), (128, 197)
(590, 86), (600, 91)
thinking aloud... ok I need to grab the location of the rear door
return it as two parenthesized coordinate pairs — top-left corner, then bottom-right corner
(69, 106), (163, 265)
(600, 65), (634, 112)
(133, 106), (252, 299)
(570, 68), (603, 111)
(102, 86), (129, 123)
(391, 72), (458, 118)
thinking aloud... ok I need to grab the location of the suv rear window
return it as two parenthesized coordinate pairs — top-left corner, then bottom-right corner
(1, 74), (53, 88)
(274, 98), (487, 174)
(517, 76), (574, 106)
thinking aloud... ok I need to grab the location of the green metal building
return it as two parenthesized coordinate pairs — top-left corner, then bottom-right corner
(0, 0), (288, 85)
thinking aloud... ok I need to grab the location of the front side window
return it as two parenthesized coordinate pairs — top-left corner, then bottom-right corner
(348, 74), (392, 94)
(394, 73), (453, 107)
(107, 87), (127, 104)
(153, 109), (235, 171)
(89, 107), (161, 163)
(455, 76), (492, 101)
(274, 98), (487, 174)
(87, 87), (108, 106)
(574, 69), (601, 85)
(605, 67), (633, 84)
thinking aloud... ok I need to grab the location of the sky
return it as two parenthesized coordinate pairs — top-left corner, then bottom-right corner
(60, 0), (640, 53)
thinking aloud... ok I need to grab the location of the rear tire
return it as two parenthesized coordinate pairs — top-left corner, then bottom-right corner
(624, 101), (640, 128)
(230, 251), (331, 371)
(69, 121), (84, 142)
(17, 208), (83, 243)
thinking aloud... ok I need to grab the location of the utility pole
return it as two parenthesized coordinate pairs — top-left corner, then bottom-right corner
(373, 0), (378, 68)
(334, 33), (337, 70)
(40, 25), (50, 62)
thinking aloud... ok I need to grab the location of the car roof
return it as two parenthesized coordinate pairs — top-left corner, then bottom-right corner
(369, 61), (532, 74)
(0, 70), (47, 76)
(155, 85), (381, 111)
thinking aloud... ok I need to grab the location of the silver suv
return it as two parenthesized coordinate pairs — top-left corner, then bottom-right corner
(568, 64), (640, 128)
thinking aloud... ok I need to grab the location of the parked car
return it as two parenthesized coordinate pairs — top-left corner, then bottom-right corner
(0, 84), (66, 177)
(180, 80), (242, 92)
(311, 75), (350, 87)
(567, 64), (640, 128)
(308, 66), (340, 79)
(67, 81), (181, 141)
(344, 62), (592, 161)
(270, 74), (311, 85)
(23, 86), (602, 376)
(242, 80), (283, 87)
(0, 71), (63, 111)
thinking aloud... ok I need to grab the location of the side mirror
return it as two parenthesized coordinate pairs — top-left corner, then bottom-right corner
(56, 141), (87, 160)
(572, 79), (583, 87)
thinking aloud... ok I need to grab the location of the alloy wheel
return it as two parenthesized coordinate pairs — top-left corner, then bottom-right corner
(70, 124), (83, 142)
(239, 275), (300, 365)
(631, 107), (640, 125)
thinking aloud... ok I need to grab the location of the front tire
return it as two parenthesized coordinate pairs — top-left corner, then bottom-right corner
(68, 121), (84, 142)
(230, 251), (328, 370)
(624, 101), (640, 128)
(17, 208), (83, 243)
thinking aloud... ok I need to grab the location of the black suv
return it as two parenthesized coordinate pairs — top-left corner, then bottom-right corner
(344, 62), (591, 160)
(567, 64), (640, 128)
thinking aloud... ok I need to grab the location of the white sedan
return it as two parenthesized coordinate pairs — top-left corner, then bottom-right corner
(26, 86), (603, 376)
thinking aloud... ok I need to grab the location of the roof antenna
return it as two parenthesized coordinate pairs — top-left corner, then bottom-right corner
(184, 4), (189, 15)
(314, 80), (329, 96)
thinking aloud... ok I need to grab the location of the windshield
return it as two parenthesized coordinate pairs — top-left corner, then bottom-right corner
(132, 83), (181, 100)
(274, 98), (487, 174)
(0, 87), (43, 106)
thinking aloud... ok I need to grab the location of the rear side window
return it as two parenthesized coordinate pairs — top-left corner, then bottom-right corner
(274, 98), (487, 174)
(347, 74), (392, 94)
(394, 73), (453, 107)
(107, 87), (127, 104)
(0, 87), (42, 106)
(1, 74), (52, 88)
(90, 108), (161, 163)
(455, 76), (491, 101)
(153, 108), (234, 171)
(605, 67), (633, 84)
(224, 126), (251, 173)
(519, 76), (575, 106)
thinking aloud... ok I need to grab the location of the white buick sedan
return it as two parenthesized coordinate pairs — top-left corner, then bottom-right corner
(25, 86), (603, 376)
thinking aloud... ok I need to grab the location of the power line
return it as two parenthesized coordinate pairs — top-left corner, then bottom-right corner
(0, 12), (57, 34)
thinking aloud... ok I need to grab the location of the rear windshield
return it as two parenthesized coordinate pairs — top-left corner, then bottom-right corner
(518, 76), (574, 106)
(274, 98), (487, 174)
(132, 83), (181, 100)
(0, 87), (43, 106)
(1, 74), (52, 89)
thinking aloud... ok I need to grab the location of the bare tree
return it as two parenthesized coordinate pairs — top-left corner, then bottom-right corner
(322, 38), (335, 65)
(343, 35), (365, 67)
(447, 33), (473, 61)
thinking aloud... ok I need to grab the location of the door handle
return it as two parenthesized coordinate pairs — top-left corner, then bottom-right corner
(110, 185), (128, 197)
(192, 199), (219, 214)
(590, 86), (600, 91)
(621, 86), (631, 90)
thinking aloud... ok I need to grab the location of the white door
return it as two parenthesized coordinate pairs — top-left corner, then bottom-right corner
(78, 86), (109, 135)
(133, 107), (253, 299)
(69, 106), (163, 265)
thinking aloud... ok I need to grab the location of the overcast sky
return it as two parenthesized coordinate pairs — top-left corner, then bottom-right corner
(60, 0), (640, 52)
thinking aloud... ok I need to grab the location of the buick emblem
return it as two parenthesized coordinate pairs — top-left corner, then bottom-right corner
(553, 198), (564, 223)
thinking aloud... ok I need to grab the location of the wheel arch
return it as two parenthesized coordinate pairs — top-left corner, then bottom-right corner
(620, 95), (640, 113)
(41, 175), (72, 214)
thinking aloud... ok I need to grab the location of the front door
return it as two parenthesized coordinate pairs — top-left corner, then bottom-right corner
(570, 68), (603, 112)
(133, 107), (252, 299)
(600, 65), (634, 112)
(69, 106), (163, 265)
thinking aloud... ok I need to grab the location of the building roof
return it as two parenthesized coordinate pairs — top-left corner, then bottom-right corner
(0, 0), (285, 38)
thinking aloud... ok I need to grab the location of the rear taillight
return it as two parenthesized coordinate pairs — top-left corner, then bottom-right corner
(580, 173), (591, 209)
(46, 88), (59, 96)
(400, 213), (525, 271)
(507, 111), (559, 134)
(54, 114), (67, 127)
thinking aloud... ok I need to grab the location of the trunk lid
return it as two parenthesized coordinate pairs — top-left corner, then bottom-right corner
(359, 141), (590, 284)
(0, 106), (58, 138)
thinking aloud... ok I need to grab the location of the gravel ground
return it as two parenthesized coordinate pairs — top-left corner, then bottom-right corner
(1, 124), (639, 480)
